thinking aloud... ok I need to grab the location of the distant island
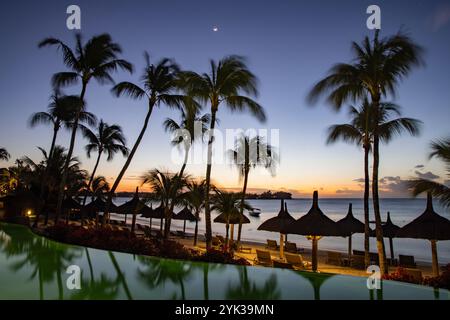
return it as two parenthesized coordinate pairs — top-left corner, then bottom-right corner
(114, 190), (292, 200)
(245, 190), (292, 200)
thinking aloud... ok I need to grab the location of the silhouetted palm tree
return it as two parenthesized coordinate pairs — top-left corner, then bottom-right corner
(81, 120), (128, 208)
(38, 33), (132, 223)
(141, 169), (187, 238)
(105, 53), (188, 222)
(327, 99), (422, 267)
(307, 30), (424, 274)
(184, 180), (206, 245)
(29, 91), (96, 160)
(163, 104), (209, 177)
(0, 147), (10, 161)
(181, 56), (266, 249)
(211, 188), (251, 250)
(228, 134), (278, 245)
(410, 137), (450, 210)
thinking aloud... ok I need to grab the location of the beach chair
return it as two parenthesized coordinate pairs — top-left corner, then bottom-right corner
(266, 239), (279, 250)
(273, 260), (294, 270)
(285, 242), (304, 253)
(399, 255), (417, 268)
(353, 250), (365, 256)
(370, 252), (379, 264)
(350, 254), (366, 269)
(403, 268), (422, 282)
(255, 249), (273, 267)
(326, 251), (343, 266)
(285, 252), (311, 270)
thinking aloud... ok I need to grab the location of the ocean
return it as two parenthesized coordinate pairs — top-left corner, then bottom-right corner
(110, 197), (450, 264)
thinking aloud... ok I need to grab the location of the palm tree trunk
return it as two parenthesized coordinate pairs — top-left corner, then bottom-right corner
(33, 126), (59, 228)
(312, 237), (318, 272)
(54, 81), (87, 224)
(431, 240), (439, 277)
(372, 133), (388, 275)
(104, 99), (155, 224)
(178, 145), (190, 177)
(364, 145), (371, 268)
(109, 251), (133, 300)
(225, 222), (230, 251)
(237, 167), (249, 246)
(204, 110), (217, 249)
(80, 151), (102, 226)
(193, 208), (199, 246)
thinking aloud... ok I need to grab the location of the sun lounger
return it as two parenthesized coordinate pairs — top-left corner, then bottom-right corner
(350, 254), (366, 269)
(326, 251), (344, 266)
(284, 241), (304, 253)
(285, 252), (311, 270)
(255, 249), (273, 267)
(399, 255), (417, 268)
(353, 250), (365, 256)
(273, 260), (294, 269)
(403, 268), (422, 282)
(266, 239), (279, 250)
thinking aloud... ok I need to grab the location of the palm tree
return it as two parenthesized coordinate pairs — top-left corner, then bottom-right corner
(307, 30), (424, 274)
(410, 137), (450, 209)
(38, 33), (133, 223)
(29, 91), (96, 160)
(141, 169), (187, 238)
(184, 180), (206, 246)
(163, 104), (210, 177)
(81, 120), (128, 207)
(228, 134), (278, 245)
(0, 147), (10, 161)
(210, 188), (251, 250)
(88, 176), (111, 201)
(181, 56), (266, 249)
(327, 99), (422, 267)
(105, 53), (188, 222)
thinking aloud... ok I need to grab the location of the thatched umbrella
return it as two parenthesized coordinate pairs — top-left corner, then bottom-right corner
(214, 211), (250, 246)
(152, 203), (173, 232)
(257, 199), (295, 258)
(116, 187), (146, 232)
(173, 206), (198, 234)
(336, 203), (365, 263)
(396, 193), (450, 276)
(285, 191), (342, 272)
(140, 204), (156, 230)
(84, 198), (118, 222)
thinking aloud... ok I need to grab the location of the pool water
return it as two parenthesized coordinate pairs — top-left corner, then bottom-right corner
(0, 223), (448, 300)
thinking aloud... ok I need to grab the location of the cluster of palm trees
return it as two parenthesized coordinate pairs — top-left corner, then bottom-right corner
(308, 30), (425, 275)
(1, 32), (276, 248)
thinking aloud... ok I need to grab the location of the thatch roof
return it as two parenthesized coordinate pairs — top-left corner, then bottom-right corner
(257, 199), (295, 233)
(214, 211), (250, 225)
(382, 212), (400, 238)
(285, 191), (342, 237)
(396, 193), (450, 241)
(147, 204), (173, 219)
(173, 206), (197, 221)
(336, 203), (365, 236)
(139, 204), (156, 218)
(84, 198), (118, 213)
(116, 193), (147, 214)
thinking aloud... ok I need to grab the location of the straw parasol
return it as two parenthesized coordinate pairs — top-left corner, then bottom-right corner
(173, 206), (198, 234)
(336, 203), (365, 263)
(151, 203), (173, 232)
(62, 197), (82, 210)
(396, 193), (450, 276)
(285, 191), (342, 272)
(214, 212), (250, 224)
(258, 199), (295, 258)
(83, 197), (119, 222)
(140, 204), (156, 230)
(116, 187), (146, 232)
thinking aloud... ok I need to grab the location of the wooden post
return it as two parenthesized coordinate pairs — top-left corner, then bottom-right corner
(124, 213), (127, 225)
(389, 237), (395, 262)
(312, 237), (318, 272)
(348, 234), (352, 266)
(431, 240), (439, 277)
(183, 219), (186, 233)
(230, 224), (234, 242)
(279, 233), (285, 259)
(149, 218), (152, 231)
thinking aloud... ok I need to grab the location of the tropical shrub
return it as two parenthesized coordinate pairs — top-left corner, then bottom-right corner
(382, 267), (422, 284)
(423, 264), (450, 290)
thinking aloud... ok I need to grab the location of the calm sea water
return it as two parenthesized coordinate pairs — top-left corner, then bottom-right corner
(110, 198), (450, 264)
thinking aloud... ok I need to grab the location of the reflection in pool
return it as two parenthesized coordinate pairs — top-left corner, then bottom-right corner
(0, 223), (448, 300)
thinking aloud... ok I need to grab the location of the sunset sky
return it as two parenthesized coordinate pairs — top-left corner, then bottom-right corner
(1, 0), (449, 197)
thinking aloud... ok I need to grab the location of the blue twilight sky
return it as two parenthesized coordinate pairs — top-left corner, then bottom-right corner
(0, 0), (449, 197)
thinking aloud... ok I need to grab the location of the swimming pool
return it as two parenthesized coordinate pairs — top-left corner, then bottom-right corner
(0, 222), (448, 300)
